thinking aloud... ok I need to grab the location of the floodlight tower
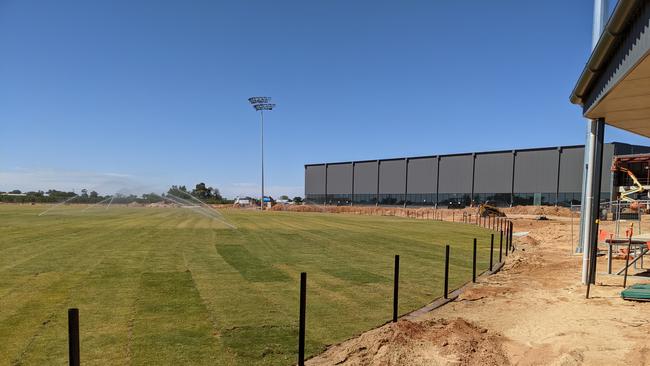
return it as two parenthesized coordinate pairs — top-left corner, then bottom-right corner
(248, 97), (276, 211)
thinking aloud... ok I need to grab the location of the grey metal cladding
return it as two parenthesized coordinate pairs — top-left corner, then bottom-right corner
(473, 152), (513, 193)
(354, 161), (378, 194)
(559, 147), (584, 193)
(614, 143), (650, 155)
(583, 2), (650, 112)
(379, 159), (406, 194)
(514, 150), (558, 193)
(601, 144), (614, 192)
(407, 157), (437, 194)
(327, 164), (352, 195)
(438, 155), (473, 193)
(305, 165), (326, 195)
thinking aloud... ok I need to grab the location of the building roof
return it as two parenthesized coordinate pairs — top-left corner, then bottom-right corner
(570, 0), (650, 138)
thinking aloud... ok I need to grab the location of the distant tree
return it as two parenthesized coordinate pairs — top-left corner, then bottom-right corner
(292, 196), (303, 204)
(192, 182), (211, 200)
(167, 185), (192, 200)
(90, 191), (98, 198)
(279, 195), (290, 201)
(141, 193), (162, 203)
(167, 183), (227, 203)
(10, 189), (21, 194)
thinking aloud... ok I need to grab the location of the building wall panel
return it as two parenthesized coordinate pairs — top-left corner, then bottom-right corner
(305, 165), (325, 195)
(326, 163), (352, 195)
(514, 149), (559, 193)
(354, 161), (378, 195)
(559, 147), (584, 193)
(602, 144), (614, 194)
(407, 157), (437, 194)
(474, 152), (513, 193)
(438, 155), (473, 194)
(379, 159), (406, 194)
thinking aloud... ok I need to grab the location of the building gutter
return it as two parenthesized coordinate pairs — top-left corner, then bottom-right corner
(570, 0), (642, 106)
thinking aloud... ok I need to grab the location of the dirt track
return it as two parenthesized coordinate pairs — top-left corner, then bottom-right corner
(308, 215), (650, 365)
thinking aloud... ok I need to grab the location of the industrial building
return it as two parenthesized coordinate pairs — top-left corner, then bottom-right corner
(305, 142), (650, 207)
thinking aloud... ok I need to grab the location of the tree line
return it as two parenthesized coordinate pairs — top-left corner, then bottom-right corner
(0, 183), (302, 205)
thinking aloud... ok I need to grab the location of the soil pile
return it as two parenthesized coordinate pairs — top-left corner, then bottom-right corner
(270, 203), (579, 219)
(308, 318), (508, 366)
(504, 205), (576, 217)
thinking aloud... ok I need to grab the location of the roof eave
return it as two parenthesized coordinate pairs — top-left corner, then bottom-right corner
(570, 0), (643, 107)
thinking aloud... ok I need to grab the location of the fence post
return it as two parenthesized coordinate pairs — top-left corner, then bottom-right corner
(68, 308), (80, 366)
(472, 238), (477, 283)
(298, 272), (306, 366)
(623, 239), (632, 289)
(393, 255), (400, 322)
(499, 230), (503, 262)
(489, 234), (494, 271)
(505, 225), (510, 257)
(509, 221), (515, 252)
(444, 245), (450, 299)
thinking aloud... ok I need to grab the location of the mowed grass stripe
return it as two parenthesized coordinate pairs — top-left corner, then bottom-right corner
(131, 272), (221, 365)
(216, 245), (290, 282)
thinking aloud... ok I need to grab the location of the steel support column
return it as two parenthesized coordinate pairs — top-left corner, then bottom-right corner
(587, 118), (605, 285)
(581, 118), (606, 284)
(578, 0), (608, 256)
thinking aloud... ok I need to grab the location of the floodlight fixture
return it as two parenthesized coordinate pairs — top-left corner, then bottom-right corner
(249, 96), (275, 111)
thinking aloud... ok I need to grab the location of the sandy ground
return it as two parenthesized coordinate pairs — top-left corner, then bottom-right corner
(308, 215), (650, 366)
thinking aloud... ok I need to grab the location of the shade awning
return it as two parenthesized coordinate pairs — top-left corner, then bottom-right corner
(586, 53), (650, 137)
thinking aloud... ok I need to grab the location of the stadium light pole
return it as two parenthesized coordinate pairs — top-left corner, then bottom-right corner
(248, 97), (276, 211)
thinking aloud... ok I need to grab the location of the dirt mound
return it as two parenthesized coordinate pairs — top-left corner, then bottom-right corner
(307, 318), (509, 366)
(504, 205), (575, 217)
(514, 235), (539, 247)
(270, 205), (475, 221)
(271, 204), (581, 221)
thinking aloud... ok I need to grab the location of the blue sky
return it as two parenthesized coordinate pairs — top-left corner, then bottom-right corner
(1, 0), (648, 198)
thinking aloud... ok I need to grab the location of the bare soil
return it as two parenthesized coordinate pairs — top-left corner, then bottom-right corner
(270, 204), (578, 219)
(308, 214), (650, 366)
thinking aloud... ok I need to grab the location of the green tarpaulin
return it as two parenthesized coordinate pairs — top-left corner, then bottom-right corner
(621, 283), (650, 301)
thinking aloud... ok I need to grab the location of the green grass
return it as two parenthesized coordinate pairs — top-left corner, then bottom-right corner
(0, 205), (496, 365)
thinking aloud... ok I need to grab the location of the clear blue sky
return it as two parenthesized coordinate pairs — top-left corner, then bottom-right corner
(1, 0), (648, 198)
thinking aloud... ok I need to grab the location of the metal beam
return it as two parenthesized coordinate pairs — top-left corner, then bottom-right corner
(588, 118), (606, 284)
(580, 0), (609, 283)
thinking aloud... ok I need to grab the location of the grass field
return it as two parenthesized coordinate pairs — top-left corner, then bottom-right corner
(0, 205), (496, 365)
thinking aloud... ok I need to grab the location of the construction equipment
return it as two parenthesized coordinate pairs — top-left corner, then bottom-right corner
(478, 202), (506, 218)
(613, 165), (645, 206)
(611, 159), (646, 222)
(612, 158), (646, 204)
